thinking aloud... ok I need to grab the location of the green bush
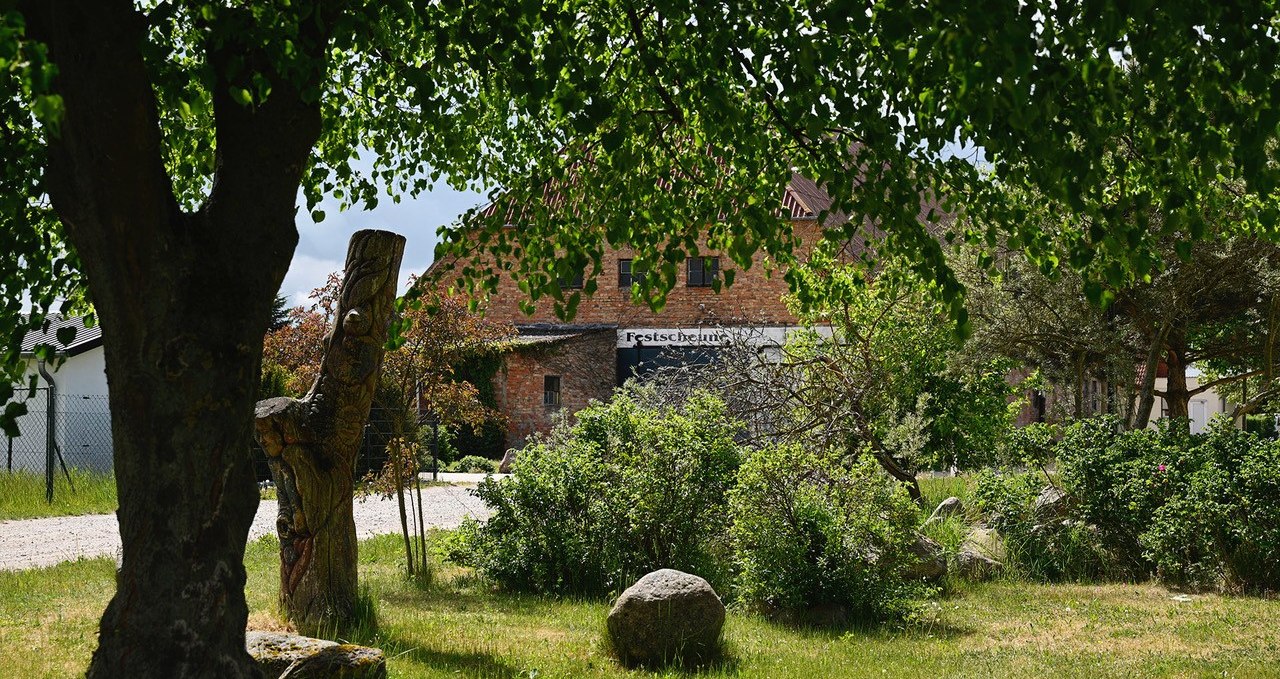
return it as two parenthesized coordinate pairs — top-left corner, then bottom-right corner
(447, 455), (498, 473)
(1055, 416), (1186, 574)
(1142, 423), (1280, 592)
(972, 470), (1115, 582)
(981, 416), (1280, 591)
(456, 389), (741, 596)
(730, 445), (926, 621)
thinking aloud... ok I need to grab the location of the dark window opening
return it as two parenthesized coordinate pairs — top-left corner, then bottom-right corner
(619, 259), (646, 287)
(543, 375), (562, 407)
(559, 271), (584, 290)
(686, 257), (719, 287)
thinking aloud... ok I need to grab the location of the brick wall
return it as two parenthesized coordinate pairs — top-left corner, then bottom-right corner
(449, 219), (826, 328)
(492, 329), (618, 449)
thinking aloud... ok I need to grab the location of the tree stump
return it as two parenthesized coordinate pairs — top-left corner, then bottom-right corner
(254, 229), (404, 630)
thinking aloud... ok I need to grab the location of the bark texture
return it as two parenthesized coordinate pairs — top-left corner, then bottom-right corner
(255, 231), (405, 631)
(21, 2), (329, 676)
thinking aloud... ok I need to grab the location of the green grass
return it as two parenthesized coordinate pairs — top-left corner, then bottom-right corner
(918, 474), (976, 513)
(4, 533), (1280, 677)
(0, 469), (117, 520)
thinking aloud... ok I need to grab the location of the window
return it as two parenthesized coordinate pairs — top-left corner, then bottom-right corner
(619, 259), (646, 287)
(543, 375), (562, 407)
(558, 271), (584, 290)
(686, 256), (719, 287)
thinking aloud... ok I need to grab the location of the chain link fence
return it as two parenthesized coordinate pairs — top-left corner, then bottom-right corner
(4, 391), (410, 490)
(5, 389), (113, 476)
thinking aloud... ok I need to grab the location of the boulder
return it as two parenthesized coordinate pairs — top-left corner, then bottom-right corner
(954, 548), (1004, 580)
(1033, 485), (1071, 521)
(247, 631), (386, 679)
(954, 527), (1006, 581)
(925, 496), (965, 525)
(498, 448), (518, 474)
(904, 534), (948, 582)
(607, 569), (725, 666)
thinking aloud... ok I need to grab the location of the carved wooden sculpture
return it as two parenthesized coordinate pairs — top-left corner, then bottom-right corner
(254, 229), (405, 629)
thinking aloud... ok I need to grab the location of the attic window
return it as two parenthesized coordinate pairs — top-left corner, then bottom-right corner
(619, 259), (646, 287)
(686, 257), (719, 287)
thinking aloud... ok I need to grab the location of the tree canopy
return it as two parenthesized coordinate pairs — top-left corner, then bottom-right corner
(1, 1), (1279, 675)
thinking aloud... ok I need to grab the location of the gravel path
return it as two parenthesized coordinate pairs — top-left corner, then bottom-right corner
(0, 483), (491, 572)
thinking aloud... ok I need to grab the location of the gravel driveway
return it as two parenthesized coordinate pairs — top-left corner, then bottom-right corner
(0, 483), (491, 572)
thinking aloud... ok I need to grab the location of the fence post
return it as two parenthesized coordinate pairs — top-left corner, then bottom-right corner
(45, 385), (55, 503)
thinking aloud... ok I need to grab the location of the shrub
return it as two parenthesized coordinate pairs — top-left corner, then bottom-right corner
(457, 389), (741, 596)
(448, 455), (498, 473)
(972, 470), (1115, 581)
(1142, 423), (1280, 592)
(1055, 416), (1187, 573)
(730, 445), (926, 621)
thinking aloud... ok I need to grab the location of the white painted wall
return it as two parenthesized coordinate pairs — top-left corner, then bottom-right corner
(1152, 368), (1235, 434)
(5, 347), (112, 474)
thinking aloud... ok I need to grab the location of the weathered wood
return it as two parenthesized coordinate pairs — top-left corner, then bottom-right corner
(255, 230), (405, 631)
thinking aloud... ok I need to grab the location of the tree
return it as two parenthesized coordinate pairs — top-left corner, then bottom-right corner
(263, 273), (344, 397)
(644, 257), (1016, 501)
(254, 230), (404, 632)
(362, 282), (513, 578)
(2, 2), (1277, 675)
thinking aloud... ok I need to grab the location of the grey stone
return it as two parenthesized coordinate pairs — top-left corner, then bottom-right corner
(1033, 485), (1071, 521)
(498, 448), (518, 474)
(247, 631), (385, 679)
(924, 496), (965, 526)
(954, 527), (1006, 580)
(607, 569), (725, 665)
(905, 534), (948, 582)
(962, 527), (1007, 562)
(954, 548), (1004, 580)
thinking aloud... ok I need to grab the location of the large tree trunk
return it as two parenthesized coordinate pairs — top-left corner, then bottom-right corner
(1132, 324), (1170, 430)
(255, 231), (405, 631)
(23, 2), (329, 676)
(1165, 346), (1192, 425)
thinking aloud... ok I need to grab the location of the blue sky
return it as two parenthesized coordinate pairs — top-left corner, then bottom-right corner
(282, 185), (485, 307)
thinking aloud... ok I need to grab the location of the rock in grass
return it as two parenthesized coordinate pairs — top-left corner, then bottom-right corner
(607, 569), (725, 666)
(924, 496), (965, 526)
(905, 534), (948, 582)
(1033, 486), (1071, 521)
(247, 631), (386, 679)
(954, 527), (1006, 581)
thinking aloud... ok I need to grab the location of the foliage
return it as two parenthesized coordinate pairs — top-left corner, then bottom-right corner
(1054, 416), (1187, 574)
(979, 416), (1280, 591)
(972, 470), (1117, 582)
(788, 260), (1018, 473)
(456, 389), (741, 595)
(730, 445), (926, 621)
(446, 455), (497, 474)
(1141, 424), (1280, 592)
(997, 421), (1060, 468)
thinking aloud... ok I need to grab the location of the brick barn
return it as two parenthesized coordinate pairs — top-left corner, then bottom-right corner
(432, 175), (850, 450)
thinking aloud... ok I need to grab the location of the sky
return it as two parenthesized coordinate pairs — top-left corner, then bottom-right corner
(281, 185), (486, 307)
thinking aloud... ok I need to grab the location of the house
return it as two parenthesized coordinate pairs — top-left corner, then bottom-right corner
(432, 175), (859, 450)
(6, 315), (112, 474)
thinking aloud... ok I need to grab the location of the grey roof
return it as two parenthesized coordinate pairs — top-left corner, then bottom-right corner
(19, 314), (103, 357)
(509, 323), (616, 347)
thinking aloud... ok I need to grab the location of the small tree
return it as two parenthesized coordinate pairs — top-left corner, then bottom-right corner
(381, 286), (512, 576)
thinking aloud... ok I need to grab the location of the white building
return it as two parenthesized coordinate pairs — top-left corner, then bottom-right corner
(7, 315), (112, 474)
(1152, 367), (1234, 434)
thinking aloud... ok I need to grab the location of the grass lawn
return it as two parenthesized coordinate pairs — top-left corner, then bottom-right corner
(2, 534), (1278, 678)
(0, 469), (117, 520)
